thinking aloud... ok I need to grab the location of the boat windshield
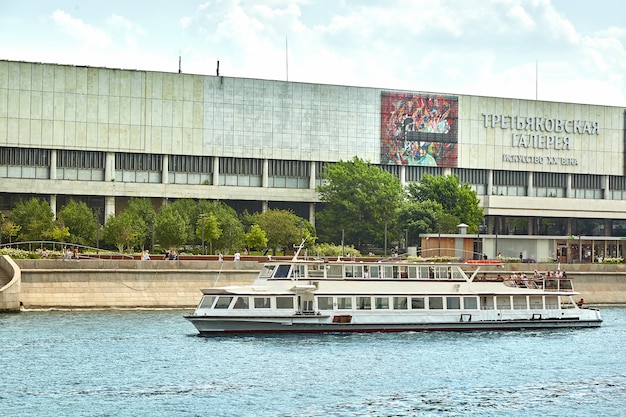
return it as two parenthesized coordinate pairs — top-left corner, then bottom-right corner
(259, 264), (277, 278)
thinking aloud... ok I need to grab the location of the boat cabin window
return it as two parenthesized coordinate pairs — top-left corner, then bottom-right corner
(317, 296), (334, 310)
(214, 296), (234, 309)
(544, 279), (558, 290)
(446, 297), (461, 310)
(512, 296), (527, 310)
(496, 296), (511, 310)
(337, 297), (352, 309)
(273, 265), (291, 279)
(418, 266), (430, 279)
(233, 297), (249, 309)
(411, 297), (425, 309)
(327, 264), (343, 279)
(375, 297), (389, 309)
(383, 265), (396, 279)
(199, 295), (216, 309)
(276, 297), (294, 309)
(369, 266), (380, 279)
(357, 296), (372, 310)
(463, 296), (478, 309)
(559, 279), (573, 291)
(259, 264), (276, 278)
(429, 297), (444, 310)
(343, 265), (363, 278)
(545, 296), (559, 309)
(529, 296), (543, 309)
(393, 297), (408, 309)
(254, 297), (271, 309)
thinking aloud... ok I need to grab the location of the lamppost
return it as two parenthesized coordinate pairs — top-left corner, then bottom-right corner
(438, 223), (441, 257)
(200, 214), (206, 255)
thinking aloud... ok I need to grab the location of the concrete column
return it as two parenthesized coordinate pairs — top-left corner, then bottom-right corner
(105, 196), (116, 219)
(527, 171), (534, 197)
(566, 218), (573, 236)
(212, 156), (219, 185)
(487, 169), (493, 195)
(309, 202), (315, 227)
(50, 195), (57, 219)
(105, 152), (115, 182)
(566, 173), (572, 198)
(50, 149), (57, 180)
(262, 159), (269, 188)
(162, 154), (169, 184)
(261, 200), (268, 212)
(604, 175), (609, 199)
(309, 161), (316, 189)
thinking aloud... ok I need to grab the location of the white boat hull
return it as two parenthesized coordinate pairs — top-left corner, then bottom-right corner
(185, 312), (602, 335)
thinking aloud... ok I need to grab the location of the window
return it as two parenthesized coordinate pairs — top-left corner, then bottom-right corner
(276, 297), (294, 309)
(393, 297), (408, 310)
(411, 297), (425, 309)
(219, 157), (262, 175)
(463, 297), (478, 310)
(254, 297), (271, 309)
(369, 266), (380, 279)
(115, 152), (162, 171)
(375, 297), (389, 309)
(512, 296), (527, 310)
(169, 155), (213, 173)
(337, 297), (352, 309)
(199, 295), (216, 309)
(214, 296), (233, 309)
(446, 297), (461, 310)
(273, 265), (291, 278)
(259, 264), (276, 278)
(317, 297), (334, 310)
(357, 297), (371, 310)
(233, 297), (249, 309)
(429, 297), (444, 310)
(0, 147), (50, 166)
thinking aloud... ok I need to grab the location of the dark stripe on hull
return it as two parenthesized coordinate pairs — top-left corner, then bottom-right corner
(187, 318), (602, 336)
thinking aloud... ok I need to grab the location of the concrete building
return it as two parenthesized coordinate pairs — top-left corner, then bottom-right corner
(1, 59), (626, 260)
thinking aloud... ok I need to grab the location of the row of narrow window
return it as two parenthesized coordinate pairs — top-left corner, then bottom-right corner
(202, 294), (557, 311)
(0, 146), (624, 189)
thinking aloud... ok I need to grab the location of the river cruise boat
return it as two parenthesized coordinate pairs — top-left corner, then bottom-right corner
(185, 258), (602, 335)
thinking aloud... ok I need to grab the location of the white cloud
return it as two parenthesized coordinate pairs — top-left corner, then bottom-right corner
(51, 9), (111, 48)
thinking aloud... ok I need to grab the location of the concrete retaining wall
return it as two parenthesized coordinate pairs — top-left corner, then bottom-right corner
(4, 259), (626, 310)
(15, 259), (260, 310)
(0, 256), (21, 311)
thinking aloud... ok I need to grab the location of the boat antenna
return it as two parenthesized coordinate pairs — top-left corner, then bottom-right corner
(291, 238), (307, 261)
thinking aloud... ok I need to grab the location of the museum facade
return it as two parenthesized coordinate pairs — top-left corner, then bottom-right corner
(1, 59), (626, 260)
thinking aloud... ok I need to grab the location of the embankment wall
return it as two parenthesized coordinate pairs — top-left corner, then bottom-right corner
(4, 259), (626, 310)
(14, 259), (260, 310)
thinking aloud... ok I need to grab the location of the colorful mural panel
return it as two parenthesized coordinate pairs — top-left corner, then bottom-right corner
(381, 92), (458, 167)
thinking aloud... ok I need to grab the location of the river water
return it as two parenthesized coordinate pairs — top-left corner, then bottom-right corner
(1, 307), (625, 417)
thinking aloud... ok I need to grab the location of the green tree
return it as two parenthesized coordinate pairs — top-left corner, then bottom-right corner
(154, 204), (188, 250)
(126, 198), (157, 250)
(1, 214), (21, 244)
(102, 211), (146, 253)
(57, 200), (97, 246)
(192, 201), (244, 254)
(11, 198), (56, 241)
(316, 156), (404, 249)
(407, 174), (483, 232)
(196, 212), (221, 254)
(245, 224), (268, 253)
(167, 199), (198, 245)
(252, 209), (314, 255)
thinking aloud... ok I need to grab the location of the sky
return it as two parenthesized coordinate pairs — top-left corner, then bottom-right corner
(2, 0), (626, 106)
